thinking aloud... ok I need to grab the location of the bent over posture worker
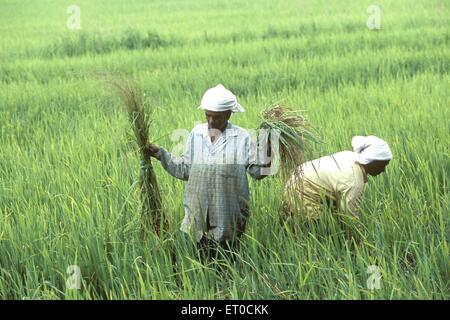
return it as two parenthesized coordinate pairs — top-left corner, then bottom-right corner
(284, 135), (392, 219)
(144, 84), (271, 252)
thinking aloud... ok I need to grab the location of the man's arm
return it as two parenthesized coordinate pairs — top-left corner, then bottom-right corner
(144, 133), (192, 181)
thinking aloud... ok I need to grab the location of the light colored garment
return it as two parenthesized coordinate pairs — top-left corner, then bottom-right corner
(198, 84), (245, 113)
(284, 151), (368, 218)
(156, 122), (265, 242)
(352, 135), (392, 165)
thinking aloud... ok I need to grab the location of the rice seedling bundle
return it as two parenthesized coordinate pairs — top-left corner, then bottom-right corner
(104, 75), (166, 237)
(259, 104), (317, 180)
(259, 105), (318, 217)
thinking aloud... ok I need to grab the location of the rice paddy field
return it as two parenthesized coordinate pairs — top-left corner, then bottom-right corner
(0, 0), (449, 300)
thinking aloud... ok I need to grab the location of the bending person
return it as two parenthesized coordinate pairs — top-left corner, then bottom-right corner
(284, 135), (392, 219)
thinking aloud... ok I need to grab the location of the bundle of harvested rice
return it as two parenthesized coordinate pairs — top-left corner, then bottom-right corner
(259, 104), (317, 179)
(103, 75), (166, 237)
(259, 105), (318, 220)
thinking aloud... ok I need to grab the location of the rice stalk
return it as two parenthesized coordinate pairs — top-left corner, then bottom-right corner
(259, 104), (319, 219)
(259, 104), (317, 180)
(101, 74), (166, 237)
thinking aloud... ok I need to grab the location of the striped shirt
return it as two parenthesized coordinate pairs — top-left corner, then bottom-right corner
(156, 122), (268, 242)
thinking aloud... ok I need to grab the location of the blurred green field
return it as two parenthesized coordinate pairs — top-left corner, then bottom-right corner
(0, 0), (449, 299)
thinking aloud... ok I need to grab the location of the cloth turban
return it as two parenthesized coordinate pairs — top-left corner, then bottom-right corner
(352, 135), (392, 165)
(199, 84), (245, 113)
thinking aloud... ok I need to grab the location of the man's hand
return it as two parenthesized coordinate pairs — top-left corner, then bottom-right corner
(142, 143), (160, 159)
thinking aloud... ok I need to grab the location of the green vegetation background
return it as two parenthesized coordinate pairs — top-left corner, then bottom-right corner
(0, 0), (448, 299)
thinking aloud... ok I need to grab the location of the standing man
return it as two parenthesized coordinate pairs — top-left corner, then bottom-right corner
(284, 135), (392, 219)
(144, 84), (271, 253)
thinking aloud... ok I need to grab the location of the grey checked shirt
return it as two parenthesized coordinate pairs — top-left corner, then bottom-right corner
(156, 122), (269, 242)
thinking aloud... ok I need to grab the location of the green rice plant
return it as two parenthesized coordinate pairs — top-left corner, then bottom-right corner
(102, 74), (166, 237)
(0, 0), (448, 300)
(258, 105), (321, 225)
(259, 104), (318, 180)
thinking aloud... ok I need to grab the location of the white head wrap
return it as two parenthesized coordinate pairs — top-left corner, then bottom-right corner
(352, 135), (392, 165)
(199, 84), (245, 113)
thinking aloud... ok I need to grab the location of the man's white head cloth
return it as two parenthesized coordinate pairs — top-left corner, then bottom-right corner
(352, 135), (392, 165)
(199, 84), (245, 113)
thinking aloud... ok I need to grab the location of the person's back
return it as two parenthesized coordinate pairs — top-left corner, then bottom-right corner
(284, 136), (392, 219)
(285, 151), (366, 218)
(302, 151), (365, 197)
